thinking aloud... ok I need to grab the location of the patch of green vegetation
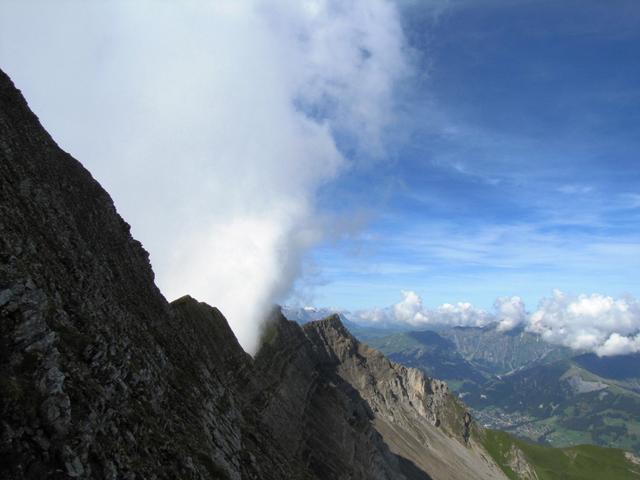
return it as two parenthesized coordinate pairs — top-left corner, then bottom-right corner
(367, 333), (422, 354)
(604, 416), (627, 427)
(481, 429), (640, 480)
(543, 426), (593, 447)
(445, 379), (465, 391)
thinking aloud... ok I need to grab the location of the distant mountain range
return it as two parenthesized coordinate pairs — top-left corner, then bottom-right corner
(284, 307), (573, 382)
(282, 305), (412, 337)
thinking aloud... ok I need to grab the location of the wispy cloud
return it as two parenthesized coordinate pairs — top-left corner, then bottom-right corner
(556, 184), (593, 195)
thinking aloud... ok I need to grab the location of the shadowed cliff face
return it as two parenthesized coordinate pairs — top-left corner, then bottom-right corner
(0, 68), (506, 480)
(285, 315), (506, 480)
(0, 67), (272, 480)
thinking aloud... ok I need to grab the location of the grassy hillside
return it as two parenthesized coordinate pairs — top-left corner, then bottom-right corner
(481, 429), (640, 480)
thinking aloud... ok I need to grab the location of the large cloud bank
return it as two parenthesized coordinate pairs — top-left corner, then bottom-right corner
(0, 0), (409, 353)
(354, 290), (640, 356)
(355, 290), (524, 331)
(528, 290), (640, 357)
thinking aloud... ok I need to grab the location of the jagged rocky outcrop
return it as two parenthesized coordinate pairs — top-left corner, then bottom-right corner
(0, 67), (509, 479)
(505, 445), (539, 480)
(250, 313), (507, 480)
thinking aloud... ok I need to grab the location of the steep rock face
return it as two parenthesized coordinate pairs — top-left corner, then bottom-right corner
(506, 445), (539, 480)
(248, 311), (419, 480)
(301, 316), (507, 480)
(246, 313), (507, 480)
(1, 67), (508, 480)
(0, 67), (267, 480)
(169, 297), (296, 480)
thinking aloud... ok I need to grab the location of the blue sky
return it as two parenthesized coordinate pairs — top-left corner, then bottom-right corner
(1, 0), (639, 350)
(305, 0), (640, 310)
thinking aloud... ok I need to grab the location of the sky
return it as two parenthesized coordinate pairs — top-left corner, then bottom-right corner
(1, 0), (639, 354)
(309, 0), (640, 311)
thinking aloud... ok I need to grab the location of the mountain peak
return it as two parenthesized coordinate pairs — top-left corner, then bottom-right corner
(314, 312), (344, 328)
(304, 312), (353, 338)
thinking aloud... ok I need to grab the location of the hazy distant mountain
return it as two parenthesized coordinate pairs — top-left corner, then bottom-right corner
(282, 306), (414, 339)
(437, 324), (574, 376)
(281, 305), (342, 324)
(365, 324), (572, 388)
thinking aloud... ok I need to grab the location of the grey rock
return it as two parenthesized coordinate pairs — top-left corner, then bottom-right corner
(65, 456), (85, 478)
(0, 288), (12, 306)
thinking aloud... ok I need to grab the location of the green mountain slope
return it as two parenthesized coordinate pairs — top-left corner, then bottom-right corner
(481, 429), (640, 480)
(574, 353), (640, 393)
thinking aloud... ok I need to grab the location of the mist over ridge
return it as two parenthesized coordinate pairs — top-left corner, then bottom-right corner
(0, 0), (410, 353)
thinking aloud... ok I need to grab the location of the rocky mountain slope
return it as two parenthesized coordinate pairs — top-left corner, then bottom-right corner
(255, 312), (508, 480)
(0, 67), (510, 479)
(346, 316), (640, 456)
(365, 325), (572, 389)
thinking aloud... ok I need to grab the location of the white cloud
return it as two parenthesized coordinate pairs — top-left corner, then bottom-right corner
(353, 289), (640, 356)
(556, 184), (593, 195)
(528, 290), (640, 356)
(494, 295), (526, 332)
(0, 0), (409, 353)
(394, 290), (429, 324)
(354, 290), (490, 328)
(595, 333), (640, 356)
(430, 301), (489, 328)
